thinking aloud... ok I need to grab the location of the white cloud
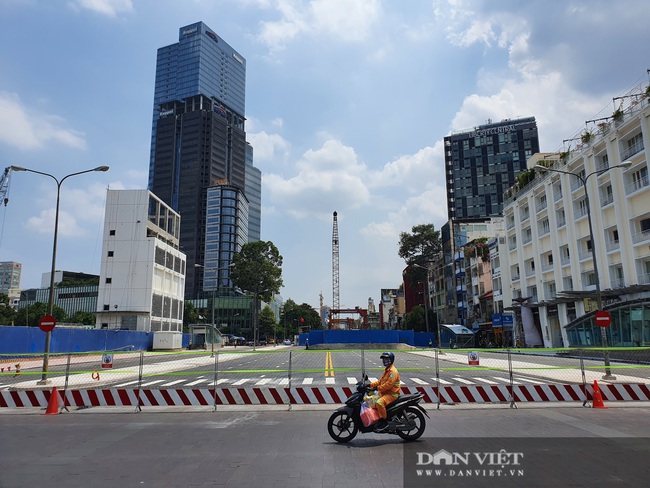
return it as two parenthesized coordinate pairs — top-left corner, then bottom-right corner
(24, 182), (107, 237)
(263, 138), (370, 219)
(0, 92), (86, 150)
(247, 130), (291, 164)
(69, 0), (134, 17)
(255, 0), (382, 52)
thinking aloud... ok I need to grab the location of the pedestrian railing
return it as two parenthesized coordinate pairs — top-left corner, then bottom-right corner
(1, 347), (649, 411)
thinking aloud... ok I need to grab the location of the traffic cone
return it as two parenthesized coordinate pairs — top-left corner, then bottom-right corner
(44, 387), (59, 415)
(592, 380), (607, 409)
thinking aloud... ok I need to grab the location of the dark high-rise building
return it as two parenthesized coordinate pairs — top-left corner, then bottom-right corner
(441, 117), (539, 325)
(149, 22), (260, 299)
(444, 117), (539, 220)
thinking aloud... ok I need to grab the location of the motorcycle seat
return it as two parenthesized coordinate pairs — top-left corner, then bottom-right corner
(388, 393), (422, 409)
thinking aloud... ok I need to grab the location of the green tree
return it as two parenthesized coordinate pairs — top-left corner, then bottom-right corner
(69, 311), (96, 325)
(398, 223), (442, 268)
(231, 241), (283, 300)
(15, 302), (67, 327)
(281, 299), (321, 337)
(404, 305), (435, 332)
(0, 294), (16, 325)
(258, 305), (277, 342)
(398, 223), (443, 334)
(183, 301), (200, 333)
(231, 241), (283, 344)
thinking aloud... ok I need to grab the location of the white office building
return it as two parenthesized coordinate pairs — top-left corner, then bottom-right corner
(500, 79), (650, 348)
(95, 190), (186, 333)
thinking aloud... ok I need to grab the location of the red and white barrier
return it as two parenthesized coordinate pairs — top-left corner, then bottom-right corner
(1, 384), (649, 408)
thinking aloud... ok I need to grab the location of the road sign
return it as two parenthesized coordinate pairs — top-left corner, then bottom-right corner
(101, 353), (114, 369)
(468, 351), (480, 366)
(594, 310), (612, 327)
(38, 314), (56, 332)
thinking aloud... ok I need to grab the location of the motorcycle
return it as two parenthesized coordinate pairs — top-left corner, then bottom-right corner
(327, 376), (429, 443)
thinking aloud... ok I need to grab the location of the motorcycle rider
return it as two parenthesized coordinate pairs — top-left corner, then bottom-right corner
(370, 352), (400, 431)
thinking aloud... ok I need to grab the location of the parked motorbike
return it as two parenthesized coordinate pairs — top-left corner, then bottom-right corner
(327, 376), (429, 443)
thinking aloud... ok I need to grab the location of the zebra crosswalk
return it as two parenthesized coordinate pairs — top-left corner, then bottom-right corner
(110, 375), (551, 388)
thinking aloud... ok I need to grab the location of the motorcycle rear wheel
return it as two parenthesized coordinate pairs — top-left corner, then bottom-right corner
(396, 406), (426, 441)
(327, 411), (359, 443)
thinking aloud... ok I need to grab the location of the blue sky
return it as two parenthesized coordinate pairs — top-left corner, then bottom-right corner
(1, 0), (649, 311)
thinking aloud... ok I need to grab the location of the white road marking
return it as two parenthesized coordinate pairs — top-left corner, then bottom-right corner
(302, 378), (313, 385)
(493, 376), (522, 384)
(474, 377), (498, 385)
(114, 380), (140, 387)
(453, 377), (475, 385)
(433, 378), (453, 385)
(325, 377), (335, 384)
(160, 379), (185, 386)
(232, 379), (249, 386)
(186, 379), (210, 386)
(411, 378), (429, 385)
(140, 380), (165, 387)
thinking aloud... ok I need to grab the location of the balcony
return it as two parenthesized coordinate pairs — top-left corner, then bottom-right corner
(553, 189), (563, 202)
(560, 255), (571, 266)
(611, 278), (626, 289)
(541, 262), (554, 272)
(557, 216), (566, 227)
(632, 229), (650, 244)
(626, 175), (649, 195)
(640, 273), (650, 285)
(578, 250), (593, 261)
(621, 139), (645, 161)
(605, 239), (620, 252)
(600, 194), (614, 206)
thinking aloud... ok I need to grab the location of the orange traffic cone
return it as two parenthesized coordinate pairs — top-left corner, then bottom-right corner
(592, 380), (607, 409)
(44, 387), (59, 415)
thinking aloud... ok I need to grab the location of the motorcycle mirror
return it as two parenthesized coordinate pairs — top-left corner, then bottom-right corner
(364, 374), (368, 381)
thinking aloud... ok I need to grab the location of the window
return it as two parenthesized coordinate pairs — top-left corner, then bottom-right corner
(105, 278), (112, 284)
(641, 218), (650, 233)
(109, 230), (116, 236)
(103, 304), (110, 311)
(107, 251), (114, 257)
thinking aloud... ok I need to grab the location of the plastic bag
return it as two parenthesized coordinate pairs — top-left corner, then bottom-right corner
(360, 401), (380, 427)
(363, 391), (380, 408)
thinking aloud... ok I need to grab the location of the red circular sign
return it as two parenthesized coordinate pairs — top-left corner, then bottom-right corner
(38, 314), (56, 332)
(594, 310), (612, 328)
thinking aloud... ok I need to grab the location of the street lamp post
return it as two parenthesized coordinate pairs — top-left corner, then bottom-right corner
(535, 161), (631, 380)
(412, 263), (439, 345)
(195, 264), (216, 356)
(11, 165), (109, 384)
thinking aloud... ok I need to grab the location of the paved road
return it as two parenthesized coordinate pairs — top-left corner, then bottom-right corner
(1, 404), (649, 487)
(3, 348), (649, 391)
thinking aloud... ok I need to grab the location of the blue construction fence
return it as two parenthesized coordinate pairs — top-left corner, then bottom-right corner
(298, 329), (437, 347)
(0, 325), (191, 355)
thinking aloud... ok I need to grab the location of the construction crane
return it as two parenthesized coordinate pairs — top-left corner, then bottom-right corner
(332, 211), (339, 311)
(0, 167), (13, 257)
(0, 167), (11, 206)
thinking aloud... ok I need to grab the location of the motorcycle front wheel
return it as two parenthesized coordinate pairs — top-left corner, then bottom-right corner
(396, 406), (426, 441)
(327, 411), (359, 443)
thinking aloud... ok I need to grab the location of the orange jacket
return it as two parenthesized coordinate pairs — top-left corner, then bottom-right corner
(370, 364), (400, 396)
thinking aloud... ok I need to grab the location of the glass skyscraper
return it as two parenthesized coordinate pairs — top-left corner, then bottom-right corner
(149, 22), (261, 299)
